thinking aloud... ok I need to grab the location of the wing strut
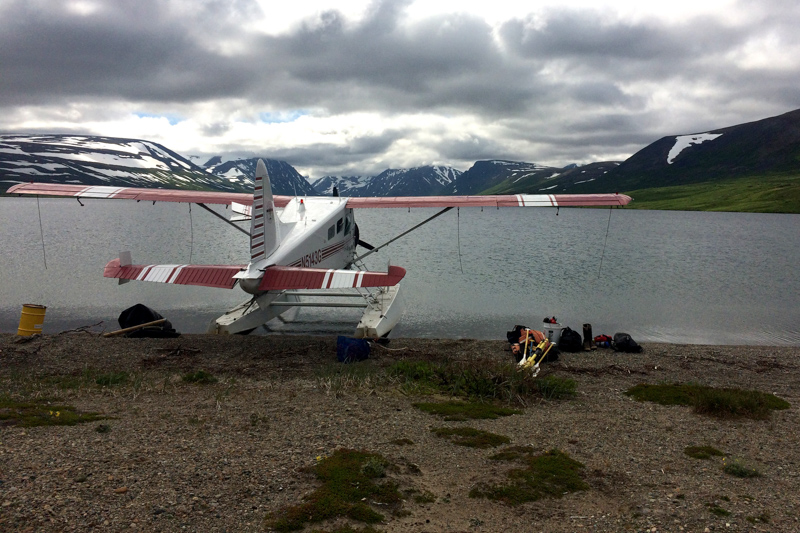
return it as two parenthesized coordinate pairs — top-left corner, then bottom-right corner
(353, 207), (453, 263)
(196, 203), (251, 237)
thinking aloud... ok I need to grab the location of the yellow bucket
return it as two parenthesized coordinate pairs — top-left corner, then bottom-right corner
(17, 304), (47, 336)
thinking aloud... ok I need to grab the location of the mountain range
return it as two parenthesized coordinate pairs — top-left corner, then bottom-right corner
(0, 135), (247, 192)
(2, 108), (799, 212)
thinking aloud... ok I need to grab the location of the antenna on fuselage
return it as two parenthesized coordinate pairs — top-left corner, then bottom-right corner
(333, 186), (339, 197)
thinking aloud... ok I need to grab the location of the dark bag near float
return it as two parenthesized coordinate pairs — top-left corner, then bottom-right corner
(507, 325), (529, 344)
(612, 332), (643, 353)
(558, 327), (584, 353)
(118, 303), (180, 338)
(336, 336), (370, 363)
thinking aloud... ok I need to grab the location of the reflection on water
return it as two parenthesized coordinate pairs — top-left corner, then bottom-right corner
(1, 197), (798, 345)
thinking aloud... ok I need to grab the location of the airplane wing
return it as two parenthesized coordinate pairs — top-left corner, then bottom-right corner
(345, 193), (632, 208)
(8, 183), (631, 208)
(258, 265), (406, 291)
(5, 183), (295, 207)
(104, 258), (246, 289)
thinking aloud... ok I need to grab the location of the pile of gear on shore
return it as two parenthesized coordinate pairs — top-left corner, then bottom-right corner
(507, 318), (642, 376)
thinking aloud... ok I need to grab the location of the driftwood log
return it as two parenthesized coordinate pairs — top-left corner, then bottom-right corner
(102, 318), (167, 337)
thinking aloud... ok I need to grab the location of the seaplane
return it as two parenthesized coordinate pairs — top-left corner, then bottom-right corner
(7, 160), (632, 337)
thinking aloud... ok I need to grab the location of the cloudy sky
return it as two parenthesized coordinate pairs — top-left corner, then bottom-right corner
(1, 0), (799, 179)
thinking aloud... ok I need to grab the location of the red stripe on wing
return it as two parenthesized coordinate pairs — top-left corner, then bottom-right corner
(345, 193), (632, 208)
(7, 182), (294, 208)
(258, 265), (406, 291)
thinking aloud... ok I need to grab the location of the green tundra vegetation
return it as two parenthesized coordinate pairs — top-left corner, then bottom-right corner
(624, 174), (800, 213)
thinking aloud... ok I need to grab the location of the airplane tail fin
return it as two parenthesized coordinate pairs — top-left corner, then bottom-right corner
(250, 159), (280, 262)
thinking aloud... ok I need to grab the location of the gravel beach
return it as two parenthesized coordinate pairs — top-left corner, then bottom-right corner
(1, 333), (799, 532)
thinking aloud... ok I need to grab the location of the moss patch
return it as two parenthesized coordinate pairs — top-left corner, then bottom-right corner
(625, 383), (790, 419)
(413, 401), (521, 421)
(723, 459), (761, 478)
(95, 371), (130, 386)
(746, 511), (771, 524)
(0, 398), (104, 427)
(388, 359), (566, 403)
(182, 370), (218, 384)
(431, 427), (511, 448)
(413, 490), (436, 504)
(266, 449), (402, 532)
(489, 445), (536, 462)
(708, 504), (731, 517)
(684, 445), (725, 459)
(309, 526), (383, 533)
(470, 449), (588, 505)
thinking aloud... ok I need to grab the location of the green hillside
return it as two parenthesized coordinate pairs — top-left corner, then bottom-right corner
(623, 173), (800, 213)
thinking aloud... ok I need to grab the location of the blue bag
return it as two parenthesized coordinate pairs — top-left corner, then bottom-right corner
(336, 336), (371, 363)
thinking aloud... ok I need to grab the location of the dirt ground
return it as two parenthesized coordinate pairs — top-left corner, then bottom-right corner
(1, 332), (800, 532)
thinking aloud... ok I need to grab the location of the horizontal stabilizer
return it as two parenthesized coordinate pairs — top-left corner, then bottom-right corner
(104, 258), (246, 289)
(258, 265), (406, 291)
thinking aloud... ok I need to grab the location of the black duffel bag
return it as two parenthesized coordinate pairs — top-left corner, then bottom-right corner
(612, 332), (643, 353)
(558, 327), (584, 352)
(118, 303), (180, 338)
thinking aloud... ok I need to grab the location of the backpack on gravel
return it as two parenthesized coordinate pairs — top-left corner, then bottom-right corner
(558, 327), (584, 353)
(612, 332), (643, 353)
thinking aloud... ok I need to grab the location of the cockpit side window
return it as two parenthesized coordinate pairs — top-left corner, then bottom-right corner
(337, 218), (343, 234)
(344, 215), (352, 235)
(327, 225), (335, 240)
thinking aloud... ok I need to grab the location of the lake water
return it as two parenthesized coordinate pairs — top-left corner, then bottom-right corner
(1, 197), (798, 345)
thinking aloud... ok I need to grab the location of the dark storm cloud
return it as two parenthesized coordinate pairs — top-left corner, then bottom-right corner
(212, 127), (407, 171)
(255, 6), (533, 114)
(2, 0), (789, 113)
(499, 11), (738, 63)
(0, 0), (253, 105)
(1, 0), (799, 170)
(0, 0), (538, 114)
(434, 135), (516, 163)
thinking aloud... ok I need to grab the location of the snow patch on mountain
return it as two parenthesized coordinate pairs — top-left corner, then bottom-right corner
(0, 135), (246, 192)
(668, 133), (723, 164)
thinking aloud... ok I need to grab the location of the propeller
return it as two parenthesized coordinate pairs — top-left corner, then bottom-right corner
(354, 224), (374, 250)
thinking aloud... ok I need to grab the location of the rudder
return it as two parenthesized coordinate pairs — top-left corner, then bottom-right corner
(250, 159), (281, 261)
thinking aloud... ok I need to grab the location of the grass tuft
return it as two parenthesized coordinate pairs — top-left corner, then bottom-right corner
(182, 370), (218, 384)
(470, 449), (588, 505)
(431, 427), (510, 448)
(315, 362), (383, 396)
(266, 449), (402, 532)
(95, 371), (129, 386)
(723, 458), (761, 478)
(625, 383), (790, 419)
(534, 375), (577, 400)
(746, 511), (771, 524)
(708, 505), (731, 517)
(388, 359), (569, 403)
(413, 490), (436, 504)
